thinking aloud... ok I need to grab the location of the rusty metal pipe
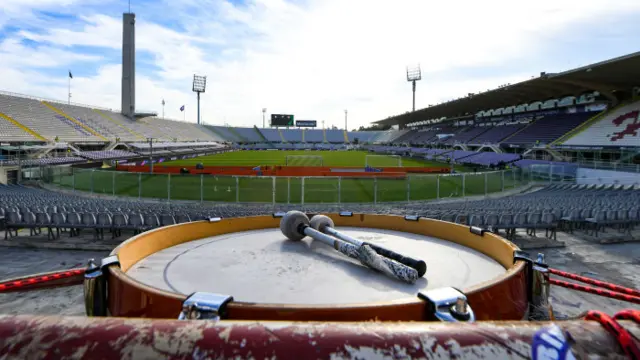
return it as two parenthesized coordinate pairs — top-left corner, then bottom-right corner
(0, 315), (637, 359)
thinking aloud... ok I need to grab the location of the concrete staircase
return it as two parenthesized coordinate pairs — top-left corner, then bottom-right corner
(551, 105), (619, 145)
(0, 112), (47, 141)
(42, 101), (107, 141)
(93, 109), (145, 141)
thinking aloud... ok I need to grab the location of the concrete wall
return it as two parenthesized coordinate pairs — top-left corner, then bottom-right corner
(121, 13), (135, 118)
(577, 168), (640, 186)
(0, 166), (19, 184)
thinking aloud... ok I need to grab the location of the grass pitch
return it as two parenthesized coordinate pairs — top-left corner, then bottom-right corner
(53, 151), (524, 203)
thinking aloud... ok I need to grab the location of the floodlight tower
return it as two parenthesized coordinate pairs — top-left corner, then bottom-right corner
(192, 75), (207, 124)
(406, 65), (422, 112)
(262, 108), (267, 128)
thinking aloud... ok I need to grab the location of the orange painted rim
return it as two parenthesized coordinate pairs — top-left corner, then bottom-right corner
(107, 214), (529, 321)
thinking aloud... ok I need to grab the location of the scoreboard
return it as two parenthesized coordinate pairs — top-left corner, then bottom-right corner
(271, 114), (294, 127)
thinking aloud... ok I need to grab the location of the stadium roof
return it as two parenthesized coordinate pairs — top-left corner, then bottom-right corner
(375, 51), (640, 126)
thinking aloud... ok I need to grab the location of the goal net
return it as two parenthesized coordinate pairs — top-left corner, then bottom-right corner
(285, 155), (324, 167)
(365, 155), (402, 167)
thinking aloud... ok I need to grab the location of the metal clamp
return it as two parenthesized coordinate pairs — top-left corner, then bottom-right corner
(404, 215), (421, 221)
(83, 255), (120, 317)
(339, 211), (353, 217)
(469, 226), (485, 236)
(178, 292), (234, 321)
(513, 250), (551, 320)
(418, 287), (475, 322)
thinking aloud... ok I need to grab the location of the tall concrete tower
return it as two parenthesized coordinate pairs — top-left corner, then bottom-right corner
(121, 13), (136, 119)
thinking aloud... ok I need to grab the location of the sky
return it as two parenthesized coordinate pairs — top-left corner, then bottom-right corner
(0, 0), (639, 130)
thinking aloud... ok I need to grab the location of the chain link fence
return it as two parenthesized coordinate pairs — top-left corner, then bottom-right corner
(42, 167), (528, 204)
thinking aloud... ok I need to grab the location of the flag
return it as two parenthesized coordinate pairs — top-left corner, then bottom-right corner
(69, 71), (73, 79)
(180, 105), (185, 111)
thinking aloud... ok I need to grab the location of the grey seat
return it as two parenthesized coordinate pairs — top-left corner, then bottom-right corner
(67, 213), (82, 237)
(50, 213), (67, 239)
(526, 213), (542, 237)
(4, 212), (22, 239)
(127, 213), (146, 235)
(175, 214), (191, 224)
(112, 213), (128, 238)
(35, 212), (52, 239)
(96, 213), (113, 240)
(144, 214), (160, 229)
(160, 214), (176, 226)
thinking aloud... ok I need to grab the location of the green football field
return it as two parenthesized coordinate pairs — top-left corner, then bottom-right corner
(51, 151), (525, 203)
(161, 150), (461, 168)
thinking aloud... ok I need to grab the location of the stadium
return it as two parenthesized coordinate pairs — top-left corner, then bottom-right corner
(0, 5), (639, 359)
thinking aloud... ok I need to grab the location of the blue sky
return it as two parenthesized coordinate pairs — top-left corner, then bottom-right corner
(1, 0), (639, 129)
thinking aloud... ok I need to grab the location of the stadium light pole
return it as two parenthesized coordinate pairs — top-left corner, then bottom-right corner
(192, 75), (207, 125)
(161, 99), (165, 119)
(344, 109), (348, 131)
(262, 108), (267, 128)
(147, 137), (154, 173)
(406, 65), (422, 112)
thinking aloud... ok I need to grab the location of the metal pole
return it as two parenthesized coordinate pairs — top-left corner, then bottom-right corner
(287, 177), (290, 204)
(436, 175), (440, 200)
(167, 173), (171, 200)
(344, 110), (348, 131)
(484, 172), (488, 196)
(138, 173), (141, 198)
(406, 176), (410, 202)
(112, 171), (115, 196)
(91, 169), (94, 193)
(301, 177), (305, 205)
(148, 138), (154, 174)
(235, 177), (239, 203)
(337, 177), (341, 204)
(272, 176), (276, 205)
(72, 169), (75, 190)
(412, 80), (416, 112)
(374, 177), (377, 204)
(200, 174), (203, 203)
(462, 174), (466, 197)
(197, 92), (201, 125)
(501, 171), (505, 192)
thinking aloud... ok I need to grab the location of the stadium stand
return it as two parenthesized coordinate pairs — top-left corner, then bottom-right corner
(77, 150), (140, 160)
(469, 124), (525, 145)
(282, 129), (303, 143)
(460, 152), (521, 167)
(0, 116), (41, 142)
(3, 184), (638, 241)
(325, 129), (345, 143)
(502, 113), (593, 146)
(0, 94), (103, 142)
(258, 128), (283, 142)
(304, 129), (324, 143)
(443, 126), (488, 145)
(233, 127), (263, 143)
(563, 100), (640, 147)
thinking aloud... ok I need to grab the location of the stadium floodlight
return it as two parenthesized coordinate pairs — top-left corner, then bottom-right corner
(192, 74), (207, 125)
(406, 64), (422, 112)
(262, 108), (267, 128)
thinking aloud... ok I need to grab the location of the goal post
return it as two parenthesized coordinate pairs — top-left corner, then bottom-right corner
(285, 155), (324, 167)
(365, 154), (402, 167)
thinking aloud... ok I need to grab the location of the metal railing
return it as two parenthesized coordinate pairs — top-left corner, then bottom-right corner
(39, 167), (528, 204)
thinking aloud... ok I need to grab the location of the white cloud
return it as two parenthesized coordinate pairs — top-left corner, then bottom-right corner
(1, 0), (640, 130)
